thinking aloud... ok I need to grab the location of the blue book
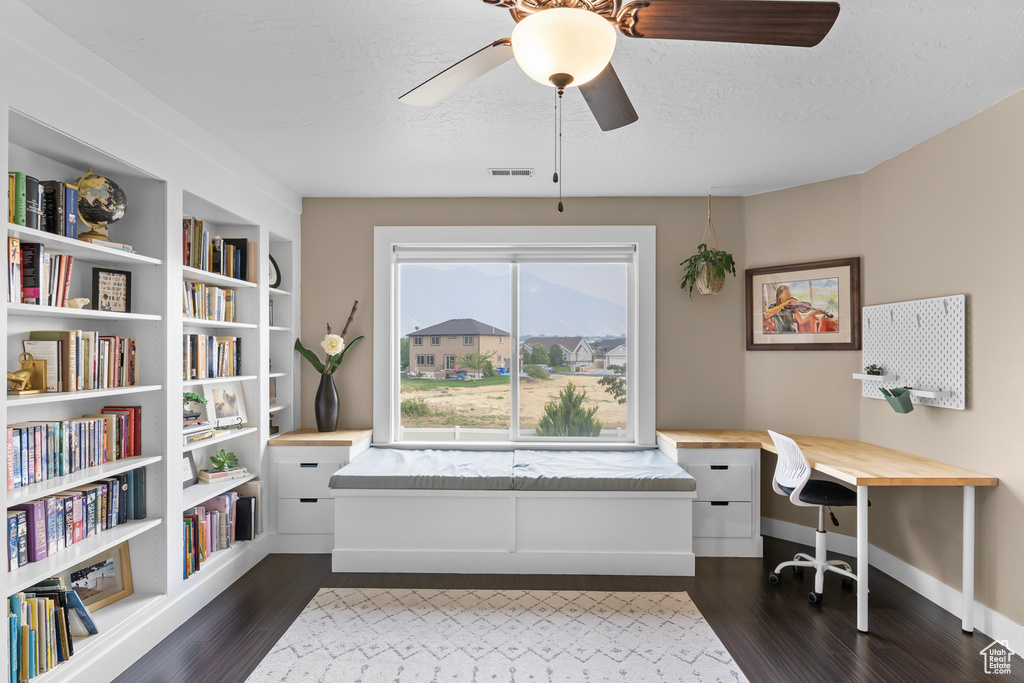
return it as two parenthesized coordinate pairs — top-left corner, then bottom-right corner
(63, 184), (78, 239)
(28, 629), (35, 679)
(14, 510), (28, 566)
(64, 590), (97, 635)
(6, 512), (18, 571)
(12, 430), (21, 489)
(9, 614), (17, 683)
(20, 429), (30, 487)
(44, 498), (57, 557)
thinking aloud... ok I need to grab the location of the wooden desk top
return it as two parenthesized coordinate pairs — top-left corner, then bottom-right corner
(269, 428), (373, 447)
(656, 429), (998, 488)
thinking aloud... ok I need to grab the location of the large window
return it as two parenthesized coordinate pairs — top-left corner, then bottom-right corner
(375, 226), (655, 446)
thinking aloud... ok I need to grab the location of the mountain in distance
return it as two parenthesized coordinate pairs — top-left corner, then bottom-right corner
(400, 266), (625, 339)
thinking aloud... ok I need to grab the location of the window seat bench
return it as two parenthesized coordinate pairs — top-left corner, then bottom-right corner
(328, 448), (697, 576)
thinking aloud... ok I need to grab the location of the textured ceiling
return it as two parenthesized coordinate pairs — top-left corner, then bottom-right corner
(19, 0), (1024, 197)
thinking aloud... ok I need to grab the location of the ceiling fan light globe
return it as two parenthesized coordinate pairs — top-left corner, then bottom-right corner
(511, 8), (616, 88)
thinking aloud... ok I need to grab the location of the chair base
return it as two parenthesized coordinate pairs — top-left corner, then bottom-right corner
(769, 529), (857, 601)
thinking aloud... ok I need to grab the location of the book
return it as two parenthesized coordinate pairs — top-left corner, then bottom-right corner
(9, 171), (27, 225)
(24, 175), (40, 231)
(222, 238), (249, 281)
(63, 589), (97, 636)
(8, 236), (21, 303)
(63, 184), (79, 238)
(235, 496), (257, 541)
(6, 511), (19, 571)
(197, 467), (249, 483)
(19, 242), (42, 304)
(22, 340), (60, 392)
(9, 501), (46, 563)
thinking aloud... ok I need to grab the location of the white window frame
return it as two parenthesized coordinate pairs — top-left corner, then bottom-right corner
(374, 225), (656, 448)
(413, 336), (423, 346)
(430, 336), (440, 346)
(464, 335), (474, 345)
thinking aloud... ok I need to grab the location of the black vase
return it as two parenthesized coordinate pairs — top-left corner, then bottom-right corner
(314, 373), (338, 432)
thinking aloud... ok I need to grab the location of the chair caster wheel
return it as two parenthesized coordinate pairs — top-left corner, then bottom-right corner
(842, 577), (855, 587)
(809, 591), (822, 604)
(792, 567), (804, 577)
(768, 573), (780, 585)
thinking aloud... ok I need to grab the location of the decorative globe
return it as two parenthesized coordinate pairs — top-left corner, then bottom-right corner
(75, 169), (127, 238)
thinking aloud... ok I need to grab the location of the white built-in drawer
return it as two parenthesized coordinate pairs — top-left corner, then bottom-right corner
(687, 463), (753, 502)
(278, 498), (334, 534)
(278, 462), (341, 499)
(693, 502), (753, 538)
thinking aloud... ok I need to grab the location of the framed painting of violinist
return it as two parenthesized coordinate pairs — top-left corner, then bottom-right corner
(745, 257), (861, 351)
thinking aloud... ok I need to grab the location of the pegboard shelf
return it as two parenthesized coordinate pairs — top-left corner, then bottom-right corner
(909, 388), (952, 400)
(853, 373), (898, 382)
(860, 295), (965, 410)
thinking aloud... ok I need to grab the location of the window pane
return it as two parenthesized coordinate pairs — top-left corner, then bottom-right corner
(399, 264), (512, 441)
(518, 263), (628, 439)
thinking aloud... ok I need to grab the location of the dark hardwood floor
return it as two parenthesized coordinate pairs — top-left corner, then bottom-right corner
(115, 537), (1022, 682)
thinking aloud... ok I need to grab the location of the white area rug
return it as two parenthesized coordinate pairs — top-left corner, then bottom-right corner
(247, 588), (748, 682)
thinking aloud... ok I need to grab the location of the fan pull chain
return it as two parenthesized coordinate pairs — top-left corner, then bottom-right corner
(553, 89), (564, 213)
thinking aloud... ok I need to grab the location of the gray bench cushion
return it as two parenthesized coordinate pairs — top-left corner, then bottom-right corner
(329, 449), (513, 490)
(513, 450), (696, 492)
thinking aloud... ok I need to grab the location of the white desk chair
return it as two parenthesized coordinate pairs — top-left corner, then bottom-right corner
(767, 430), (859, 603)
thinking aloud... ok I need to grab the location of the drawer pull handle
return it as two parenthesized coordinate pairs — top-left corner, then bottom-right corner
(710, 465), (729, 470)
(299, 498), (318, 503)
(300, 463), (319, 468)
(710, 501), (730, 506)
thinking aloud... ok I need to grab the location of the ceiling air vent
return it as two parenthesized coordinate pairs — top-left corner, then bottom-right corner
(488, 168), (534, 177)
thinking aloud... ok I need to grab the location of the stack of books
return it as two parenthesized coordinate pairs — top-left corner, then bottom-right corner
(182, 217), (257, 282)
(8, 172), (78, 237)
(183, 482), (259, 579)
(21, 332), (139, 393)
(183, 334), (242, 380)
(183, 421), (216, 446)
(197, 467), (248, 484)
(8, 579), (97, 681)
(182, 281), (236, 322)
(7, 469), (147, 571)
(6, 405), (142, 490)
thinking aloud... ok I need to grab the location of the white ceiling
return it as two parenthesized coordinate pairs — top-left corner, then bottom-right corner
(20, 0), (1024, 198)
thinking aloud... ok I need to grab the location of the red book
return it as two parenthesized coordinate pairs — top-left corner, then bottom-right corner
(60, 255), (74, 308)
(102, 406), (141, 457)
(9, 501), (46, 562)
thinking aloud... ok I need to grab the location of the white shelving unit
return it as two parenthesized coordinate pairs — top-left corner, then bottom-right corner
(3, 96), (299, 679)
(267, 233), (296, 442)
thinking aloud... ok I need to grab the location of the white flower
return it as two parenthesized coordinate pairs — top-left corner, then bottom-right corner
(320, 334), (345, 356)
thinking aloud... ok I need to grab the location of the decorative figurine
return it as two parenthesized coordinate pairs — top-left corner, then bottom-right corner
(7, 352), (44, 395)
(68, 297), (90, 309)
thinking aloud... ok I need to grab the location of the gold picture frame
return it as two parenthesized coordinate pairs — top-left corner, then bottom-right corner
(60, 542), (133, 611)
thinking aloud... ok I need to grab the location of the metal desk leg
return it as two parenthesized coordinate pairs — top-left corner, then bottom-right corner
(857, 485), (869, 633)
(963, 485), (976, 633)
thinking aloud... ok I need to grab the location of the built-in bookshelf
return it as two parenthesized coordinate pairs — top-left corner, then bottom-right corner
(4, 106), (297, 681)
(267, 233), (295, 441)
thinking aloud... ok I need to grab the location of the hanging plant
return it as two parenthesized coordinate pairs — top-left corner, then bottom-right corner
(679, 195), (737, 298)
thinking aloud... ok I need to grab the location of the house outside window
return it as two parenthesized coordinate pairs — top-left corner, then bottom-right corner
(376, 225), (655, 447)
(413, 336), (423, 346)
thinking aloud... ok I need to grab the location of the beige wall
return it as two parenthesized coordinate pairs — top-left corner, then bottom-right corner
(301, 89), (1024, 624)
(299, 196), (747, 432)
(744, 90), (1024, 623)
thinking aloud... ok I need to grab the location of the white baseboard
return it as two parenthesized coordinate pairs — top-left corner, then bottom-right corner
(274, 533), (334, 554)
(761, 517), (1023, 653)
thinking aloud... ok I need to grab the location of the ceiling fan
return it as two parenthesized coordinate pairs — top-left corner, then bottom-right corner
(400, 0), (841, 131)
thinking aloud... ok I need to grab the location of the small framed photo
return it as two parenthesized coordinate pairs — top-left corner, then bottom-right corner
(182, 451), (199, 488)
(61, 542), (133, 610)
(92, 267), (132, 313)
(746, 257), (861, 351)
(203, 381), (248, 428)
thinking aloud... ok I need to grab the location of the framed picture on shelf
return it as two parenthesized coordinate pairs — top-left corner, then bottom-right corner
(745, 257), (861, 351)
(92, 267), (132, 313)
(182, 451), (199, 488)
(61, 542), (133, 610)
(203, 381), (248, 428)
(267, 254), (282, 289)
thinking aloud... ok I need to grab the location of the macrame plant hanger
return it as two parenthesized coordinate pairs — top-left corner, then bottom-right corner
(696, 194), (724, 295)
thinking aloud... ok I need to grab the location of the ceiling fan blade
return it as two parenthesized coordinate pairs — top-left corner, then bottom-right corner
(399, 38), (513, 106)
(578, 64), (639, 132)
(618, 0), (840, 47)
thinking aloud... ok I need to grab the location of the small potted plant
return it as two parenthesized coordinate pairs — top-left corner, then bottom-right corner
(198, 448), (249, 483)
(679, 243), (737, 298)
(864, 364), (884, 376)
(183, 392), (207, 425)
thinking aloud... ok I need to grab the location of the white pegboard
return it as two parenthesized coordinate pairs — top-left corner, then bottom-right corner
(860, 295), (965, 410)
